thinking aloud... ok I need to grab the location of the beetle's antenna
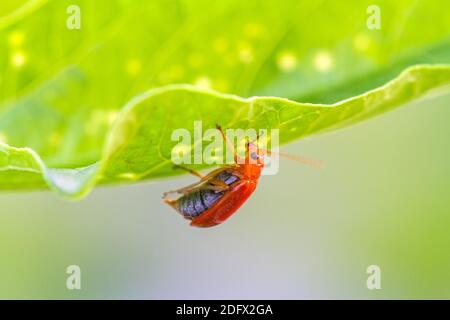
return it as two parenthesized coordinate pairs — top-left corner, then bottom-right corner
(262, 149), (323, 170)
(216, 124), (243, 164)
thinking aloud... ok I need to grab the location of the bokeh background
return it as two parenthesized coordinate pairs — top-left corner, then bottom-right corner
(1, 0), (450, 299)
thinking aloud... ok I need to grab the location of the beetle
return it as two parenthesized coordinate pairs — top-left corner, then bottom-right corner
(163, 125), (321, 227)
(163, 125), (266, 228)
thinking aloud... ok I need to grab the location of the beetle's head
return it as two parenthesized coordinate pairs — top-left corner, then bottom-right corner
(246, 141), (265, 167)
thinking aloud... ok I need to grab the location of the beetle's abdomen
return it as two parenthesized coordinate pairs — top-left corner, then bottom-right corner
(178, 171), (240, 219)
(179, 189), (223, 218)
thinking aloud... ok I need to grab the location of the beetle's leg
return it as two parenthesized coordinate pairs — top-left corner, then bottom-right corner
(163, 165), (242, 198)
(173, 164), (237, 183)
(165, 167), (227, 195)
(162, 179), (206, 198)
(163, 178), (229, 199)
(204, 183), (230, 192)
(216, 124), (243, 164)
(206, 178), (244, 192)
(203, 178), (243, 192)
(163, 184), (202, 198)
(208, 179), (229, 188)
(204, 170), (245, 192)
(172, 165), (203, 178)
(163, 166), (208, 197)
(163, 178), (230, 199)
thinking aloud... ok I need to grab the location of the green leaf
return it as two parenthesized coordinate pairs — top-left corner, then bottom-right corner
(1, 64), (450, 198)
(1, 0), (450, 198)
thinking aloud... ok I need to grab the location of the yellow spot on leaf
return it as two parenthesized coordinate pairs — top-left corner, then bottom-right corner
(277, 51), (298, 72)
(194, 76), (212, 89)
(125, 59), (142, 75)
(8, 31), (25, 47)
(11, 51), (26, 68)
(354, 34), (371, 52)
(107, 111), (118, 125)
(239, 46), (254, 64)
(313, 50), (333, 72)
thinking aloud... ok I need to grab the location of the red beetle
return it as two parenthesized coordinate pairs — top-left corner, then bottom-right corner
(163, 125), (320, 227)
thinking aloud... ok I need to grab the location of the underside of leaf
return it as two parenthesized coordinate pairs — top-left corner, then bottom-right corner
(1, 64), (449, 198)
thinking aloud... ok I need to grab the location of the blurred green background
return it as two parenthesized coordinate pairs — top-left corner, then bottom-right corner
(1, 0), (450, 299)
